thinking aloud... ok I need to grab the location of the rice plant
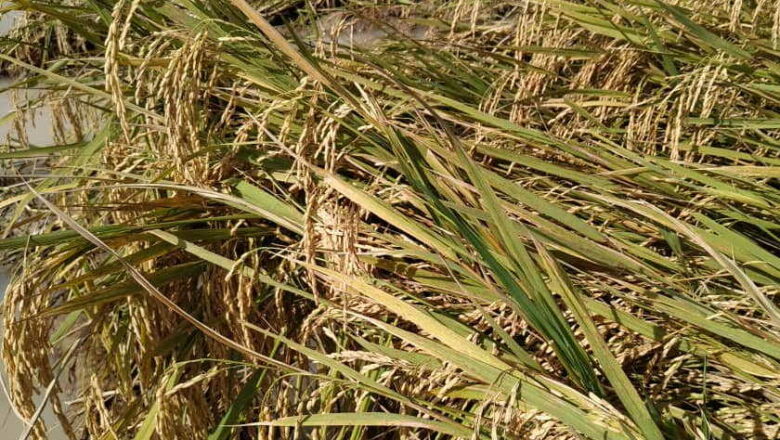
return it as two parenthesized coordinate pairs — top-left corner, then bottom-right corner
(1, 0), (780, 438)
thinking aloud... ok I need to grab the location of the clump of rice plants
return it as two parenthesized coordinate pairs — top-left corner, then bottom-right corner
(1, 0), (780, 438)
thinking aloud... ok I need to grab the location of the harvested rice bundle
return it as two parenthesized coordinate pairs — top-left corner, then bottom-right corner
(1, 1), (779, 439)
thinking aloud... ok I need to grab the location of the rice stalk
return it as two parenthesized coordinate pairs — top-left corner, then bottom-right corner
(2, 0), (780, 439)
